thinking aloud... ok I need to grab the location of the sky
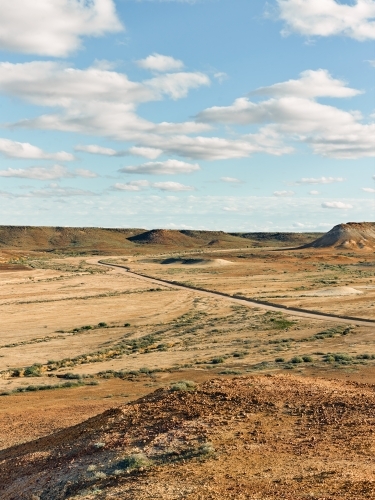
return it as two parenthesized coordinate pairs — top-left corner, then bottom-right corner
(0, 0), (374, 231)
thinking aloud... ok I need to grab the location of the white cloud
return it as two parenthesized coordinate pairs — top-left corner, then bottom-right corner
(113, 180), (150, 191)
(146, 72), (210, 100)
(26, 186), (96, 198)
(129, 147), (163, 159)
(120, 159), (200, 175)
(274, 190), (295, 197)
(362, 187), (375, 193)
(222, 206), (239, 212)
(322, 201), (353, 209)
(0, 138), (74, 161)
(74, 168), (98, 178)
(142, 135), (288, 160)
(298, 176), (345, 184)
(221, 177), (241, 183)
(309, 190), (319, 195)
(0, 62), (209, 107)
(253, 69), (361, 98)
(75, 144), (118, 156)
(197, 70), (375, 159)
(0, 0), (123, 57)
(136, 53), (184, 72)
(368, 60), (375, 67)
(113, 179), (193, 192)
(214, 72), (228, 83)
(277, 0), (375, 41)
(0, 62), (210, 146)
(0, 165), (97, 180)
(152, 181), (194, 192)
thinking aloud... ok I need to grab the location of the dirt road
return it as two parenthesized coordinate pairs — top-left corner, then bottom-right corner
(90, 258), (375, 327)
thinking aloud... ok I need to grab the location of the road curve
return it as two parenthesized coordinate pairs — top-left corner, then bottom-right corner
(92, 259), (375, 328)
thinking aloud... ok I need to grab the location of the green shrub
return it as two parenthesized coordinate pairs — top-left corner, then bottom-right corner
(275, 357), (285, 363)
(302, 356), (313, 363)
(24, 364), (43, 377)
(211, 357), (224, 364)
(291, 356), (303, 364)
(170, 380), (197, 392)
(115, 453), (151, 472)
(98, 322), (108, 328)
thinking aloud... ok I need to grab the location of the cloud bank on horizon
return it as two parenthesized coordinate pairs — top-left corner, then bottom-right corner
(0, 0), (373, 230)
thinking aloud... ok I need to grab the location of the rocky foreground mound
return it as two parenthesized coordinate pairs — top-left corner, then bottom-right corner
(1, 375), (375, 500)
(302, 222), (375, 250)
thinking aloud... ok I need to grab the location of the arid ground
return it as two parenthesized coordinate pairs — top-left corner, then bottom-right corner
(0, 225), (375, 499)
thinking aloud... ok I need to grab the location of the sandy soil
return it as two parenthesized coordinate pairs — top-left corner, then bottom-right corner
(1, 375), (375, 500)
(0, 245), (374, 498)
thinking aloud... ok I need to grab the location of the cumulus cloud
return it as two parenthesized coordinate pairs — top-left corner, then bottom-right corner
(0, 165), (97, 180)
(322, 201), (353, 209)
(152, 181), (194, 191)
(0, 0), (123, 57)
(26, 186), (97, 198)
(277, 0), (375, 41)
(309, 190), (319, 195)
(120, 159), (200, 175)
(0, 62), (211, 147)
(197, 70), (375, 159)
(252, 69), (361, 98)
(362, 187), (375, 193)
(129, 147), (163, 159)
(142, 135), (289, 160)
(75, 144), (118, 156)
(274, 190), (295, 197)
(0, 138), (73, 161)
(74, 168), (98, 178)
(222, 206), (239, 212)
(136, 53), (184, 72)
(221, 177), (241, 183)
(297, 176), (345, 184)
(113, 180), (150, 191)
(113, 180), (193, 192)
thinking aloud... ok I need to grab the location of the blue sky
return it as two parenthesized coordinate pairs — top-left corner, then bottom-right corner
(0, 0), (374, 231)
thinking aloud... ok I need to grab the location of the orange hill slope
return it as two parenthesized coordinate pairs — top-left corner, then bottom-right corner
(301, 222), (375, 250)
(1, 375), (375, 500)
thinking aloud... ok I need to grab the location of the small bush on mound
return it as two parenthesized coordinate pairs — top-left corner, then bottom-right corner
(291, 356), (303, 364)
(170, 380), (197, 392)
(24, 364), (43, 377)
(219, 369), (242, 375)
(275, 357), (285, 363)
(116, 453), (152, 472)
(324, 353), (353, 364)
(211, 357), (224, 364)
(98, 322), (107, 328)
(302, 355), (313, 363)
(60, 372), (82, 380)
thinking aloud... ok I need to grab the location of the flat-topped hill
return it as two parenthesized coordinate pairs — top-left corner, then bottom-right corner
(1, 375), (374, 499)
(302, 222), (375, 250)
(0, 226), (145, 253)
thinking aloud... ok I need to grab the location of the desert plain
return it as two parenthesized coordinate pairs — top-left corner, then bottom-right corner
(0, 223), (375, 499)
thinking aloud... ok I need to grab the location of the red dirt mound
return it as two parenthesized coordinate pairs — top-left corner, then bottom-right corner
(301, 222), (375, 250)
(1, 375), (375, 499)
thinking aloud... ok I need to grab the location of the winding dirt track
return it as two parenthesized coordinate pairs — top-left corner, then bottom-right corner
(91, 259), (375, 328)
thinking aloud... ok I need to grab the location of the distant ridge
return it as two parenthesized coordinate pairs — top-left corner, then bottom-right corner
(0, 225), (322, 252)
(301, 222), (375, 250)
